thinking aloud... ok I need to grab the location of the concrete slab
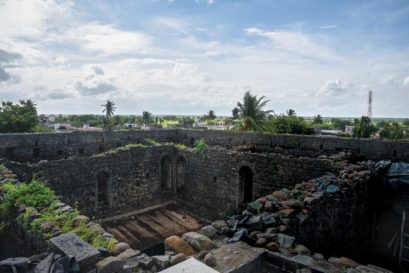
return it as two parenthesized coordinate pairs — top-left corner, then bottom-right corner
(212, 241), (265, 273)
(48, 233), (100, 271)
(158, 258), (219, 273)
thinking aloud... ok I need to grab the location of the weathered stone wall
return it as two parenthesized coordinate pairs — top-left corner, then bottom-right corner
(182, 130), (409, 161)
(1, 130), (409, 162)
(2, 146), (183, 218)
(178, 147), (339, 220)
(297, 175), (373, 257)
(2, 145), (337, 221)
(0, 130), (181, 162)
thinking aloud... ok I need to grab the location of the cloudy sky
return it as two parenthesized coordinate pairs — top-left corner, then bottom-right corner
(0, 0), (409, 117)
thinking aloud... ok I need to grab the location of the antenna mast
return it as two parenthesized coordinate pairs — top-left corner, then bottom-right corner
(367, 90), (373, 118)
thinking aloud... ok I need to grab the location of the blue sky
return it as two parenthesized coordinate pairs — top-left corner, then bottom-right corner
(0, 0), (408, 117)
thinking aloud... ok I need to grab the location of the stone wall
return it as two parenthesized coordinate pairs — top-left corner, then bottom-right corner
(182, 130), (409, 161)
(1, 130), (409, 162)
(2, 145), (183, 218)
(0, 130), (181, 162)
(297, 179), (372, 256)
(2, 145), (337, 220)
(178, 147), (339, 220)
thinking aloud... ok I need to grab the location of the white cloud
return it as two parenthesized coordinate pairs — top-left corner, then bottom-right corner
(319, 25), (338, 29)
(65, 23), (152, 55)
(318, 79), (351, 96)
(75, 66), (116, 96)
(403, 76), (409, 86)
(195, 0), (214, 4)
(244, 27), (336, 61)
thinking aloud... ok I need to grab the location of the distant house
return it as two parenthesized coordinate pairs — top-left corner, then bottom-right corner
(124, 123), (141, 129)
(193, 121), (227, 130)
(345, 125), (355, 135)
(54, 123), (72, 131)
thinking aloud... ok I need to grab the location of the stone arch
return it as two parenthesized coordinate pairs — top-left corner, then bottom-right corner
(176, 156), (186, 189)
(237, 162), (255, 204)
(96, 171), (112, 208)
(160, 155), (173, 191)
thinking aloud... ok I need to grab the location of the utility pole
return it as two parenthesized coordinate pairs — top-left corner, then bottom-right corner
(367, 90), (373, 118)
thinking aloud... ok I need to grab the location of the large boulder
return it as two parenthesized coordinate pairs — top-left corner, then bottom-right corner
(204, 253), (217, 267)
(153, 255), (170, 270)
(170, 253), (187, 265)
(164, 235), (195, 255)
(272, 191), (289, 201)
(112, 242), (131, 256)
(72, 215), (90, 227)
(116, 248), (140, 261)
(182, 232), (216, 251)
(96, 256), (124, 273)
(294, 245), (310, 256)
(211, 220), (228, 231)
(200, 225), (218, 238)
(49, 233), (100, 272)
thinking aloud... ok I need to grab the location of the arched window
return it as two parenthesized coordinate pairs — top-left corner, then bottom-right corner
(97, 171), (111, 207)
(239, 166), (253, 204)
(161, 156), (172, 191)
(176, 156), (186, 189)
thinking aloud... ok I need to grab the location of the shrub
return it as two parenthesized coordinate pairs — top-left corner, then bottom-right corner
(192, 139), (208, 154)
(174, 143), (188, 150)
(0, 178), (117, 250)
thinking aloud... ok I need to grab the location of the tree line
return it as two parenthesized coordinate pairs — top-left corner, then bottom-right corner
(1, 96), (408, 140)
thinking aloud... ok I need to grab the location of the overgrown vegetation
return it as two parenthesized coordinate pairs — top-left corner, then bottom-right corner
(0, 178), (117, 249)
(0, 100), (39, 133)
(93, 143), (147, 157)
(143, 138), (160, 146)
(192, 138), (208, 154)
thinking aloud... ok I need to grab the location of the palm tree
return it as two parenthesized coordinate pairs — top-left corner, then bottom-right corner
(102, 100), (116, 117)
(101, 100), (116, 131)
(235, 91), (273, 130)
(287, 109), (296, 117)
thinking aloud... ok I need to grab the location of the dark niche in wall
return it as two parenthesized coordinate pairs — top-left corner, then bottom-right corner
(176, 156), (186, 189)
(97, 171), (111, 208)
(239, 166), (253, 204)
(161, 156), (172, 191)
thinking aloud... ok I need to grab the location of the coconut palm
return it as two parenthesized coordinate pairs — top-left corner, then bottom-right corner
(235, 91), (273, 130)
(287, 109), (296, 117)
(102, 100), (116, 117)
(101, 100), (115, 131)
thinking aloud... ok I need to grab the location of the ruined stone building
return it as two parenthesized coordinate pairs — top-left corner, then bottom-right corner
(0, 130), (408, 272)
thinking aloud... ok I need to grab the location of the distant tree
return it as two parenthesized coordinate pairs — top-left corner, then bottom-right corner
(204, 110), (216, 122)
(0, 100), (39, 133)
(232, 107), (239, 119)
(380, 122), (405, 140)
(101, 100), (116, 131)
(267, 115), (313, 135)
(287, 109), (296, 117)
(330, 118), (351, 130)
(403, 119), (409, 127)
(142, 111), (153, 125)
(314, 114), (323, 124)
(353, 116), (376, 138)
(235, 91), (273, 131)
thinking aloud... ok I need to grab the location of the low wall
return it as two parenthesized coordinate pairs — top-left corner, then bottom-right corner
(182, 130), (409, 161)
(1, 130), (409, 163)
